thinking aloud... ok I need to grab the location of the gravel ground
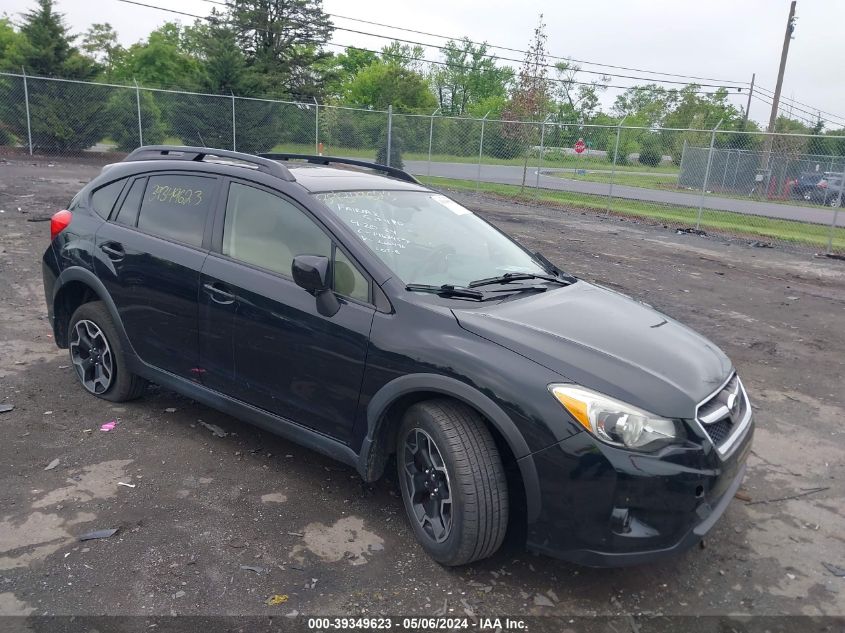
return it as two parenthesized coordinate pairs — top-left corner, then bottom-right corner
(1, 157), (844, 624)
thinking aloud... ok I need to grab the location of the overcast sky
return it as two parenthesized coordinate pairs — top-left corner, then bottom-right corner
(3, 0), (844, 129)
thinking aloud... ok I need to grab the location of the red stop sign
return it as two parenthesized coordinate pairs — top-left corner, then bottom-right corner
(574, 139), (586, 154)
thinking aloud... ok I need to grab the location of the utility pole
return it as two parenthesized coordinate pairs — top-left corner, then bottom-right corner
(760, 0), (796, 175)
(742, 73), (755, 131)
(766, 1), (797, 135)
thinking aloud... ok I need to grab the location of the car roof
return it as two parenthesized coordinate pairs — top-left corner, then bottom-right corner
(285, 164), (428, 193)
(115, 146), (429, 194)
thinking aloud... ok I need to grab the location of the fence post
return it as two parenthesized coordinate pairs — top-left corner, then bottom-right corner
(823, 158), (834, 206)
(695, 119), (723, 230)
(606, 117), (626, 214)
(427, 106), (441, 177)
(534, 114), (552, 195)
(231, 92), (236, 151)
(477, 111), (490, 194)
(133, 79), (143, 147)
(313, 97), (319, 155)
(21, 67), (33, 155)
(826, 163), (845, 253)
(385, 105), (393, 167)
(732, 149), (741, 189)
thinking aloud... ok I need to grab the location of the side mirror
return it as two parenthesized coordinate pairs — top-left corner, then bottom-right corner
(291, 254), (340, 317)
(292, 254), (330, 294)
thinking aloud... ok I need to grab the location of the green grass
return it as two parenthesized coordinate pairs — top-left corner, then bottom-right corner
(268, 142), (680, 173)
(270, 142), (376, 159)
(548, 170), (679, 189)
(417, 176), (845, 252)
(546, 169), (843, 213)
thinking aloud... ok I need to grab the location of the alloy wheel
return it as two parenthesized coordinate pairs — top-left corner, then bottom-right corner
(402, 428), (453, 543)
(70, 319), (114, 394)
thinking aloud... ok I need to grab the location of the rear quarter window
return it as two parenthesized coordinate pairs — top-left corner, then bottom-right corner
(137, 174), (216, 247)
(90, 179), (127, 218)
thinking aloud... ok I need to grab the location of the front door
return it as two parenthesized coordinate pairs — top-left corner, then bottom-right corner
(94, 173), (218, 380)
(198, 180), (375, 443)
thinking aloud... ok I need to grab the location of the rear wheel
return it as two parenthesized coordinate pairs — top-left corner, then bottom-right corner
(68, 301), (146, 402)
(396, 399), (508, 566)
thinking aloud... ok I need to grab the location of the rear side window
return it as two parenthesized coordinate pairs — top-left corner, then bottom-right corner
(114, 178), (146, 227)
(91, 179), (126, 218)
(137, 174), (215, 247)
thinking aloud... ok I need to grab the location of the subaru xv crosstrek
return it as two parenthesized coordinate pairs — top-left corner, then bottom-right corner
(42, 146), (753, 567)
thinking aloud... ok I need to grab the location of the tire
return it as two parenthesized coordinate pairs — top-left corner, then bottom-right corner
(396, 399), (509, 566)
(68, 301), (146, 402)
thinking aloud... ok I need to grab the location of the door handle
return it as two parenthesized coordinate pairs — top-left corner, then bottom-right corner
(100, 242), (125, 260)
(203, 282), (236, 304)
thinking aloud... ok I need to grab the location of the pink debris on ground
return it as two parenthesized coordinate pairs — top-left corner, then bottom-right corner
(100, 420), (117, 432)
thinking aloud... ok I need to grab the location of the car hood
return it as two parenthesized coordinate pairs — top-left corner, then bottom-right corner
(452, 281), (732, 418)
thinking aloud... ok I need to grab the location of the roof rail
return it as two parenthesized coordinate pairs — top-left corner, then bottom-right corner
(258, 153), (419, 184)
(123, 146), (296, 181)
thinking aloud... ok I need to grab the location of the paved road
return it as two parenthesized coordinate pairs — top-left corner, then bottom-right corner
(405, 160), (845, 228)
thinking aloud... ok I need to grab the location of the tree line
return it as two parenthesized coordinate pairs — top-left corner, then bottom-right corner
(1, 0), (843, 162)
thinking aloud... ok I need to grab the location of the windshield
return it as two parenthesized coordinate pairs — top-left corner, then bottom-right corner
(314, 190), (548, 287)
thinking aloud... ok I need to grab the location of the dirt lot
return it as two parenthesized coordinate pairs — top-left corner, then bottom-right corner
(1, 157), (844, 624)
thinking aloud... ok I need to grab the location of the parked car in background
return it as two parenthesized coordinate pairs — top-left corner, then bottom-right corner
(42, 146), (753, 567)
(791, 172), (844, 207)
(790, 172), (826, 200)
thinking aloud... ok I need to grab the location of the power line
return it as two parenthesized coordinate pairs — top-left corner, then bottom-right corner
(751, 93), (813, 126)
(750, 92), (835, 128)
(752, 91), (844, 128)
(115, 0), (747, 97)
(325, 13), (748, 85)
(755, 84), (845, 127)
(191, 0), (746, 90)
(198, 0), (748, 85)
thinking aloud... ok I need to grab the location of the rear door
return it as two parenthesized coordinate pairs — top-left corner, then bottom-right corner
(198, 179), (375, 443)
(94, 172), (219, 380)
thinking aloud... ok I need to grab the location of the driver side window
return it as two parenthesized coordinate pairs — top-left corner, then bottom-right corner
(223, 182), (330, 277)
(222, 182), (370, 302)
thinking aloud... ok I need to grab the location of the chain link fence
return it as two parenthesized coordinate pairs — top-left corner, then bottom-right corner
(1, 71), (843, 254)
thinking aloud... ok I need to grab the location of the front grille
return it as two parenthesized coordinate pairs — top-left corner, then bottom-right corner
(696, 374), (747, 452)
(705, 417), (733, 444)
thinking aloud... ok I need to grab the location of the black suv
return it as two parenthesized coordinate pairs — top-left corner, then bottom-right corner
(791, 171), (844, 207)
(43, 146), (753, 567)
(791, 171), (826, 200)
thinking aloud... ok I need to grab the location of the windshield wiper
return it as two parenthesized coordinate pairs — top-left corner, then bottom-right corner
(405, 283), (485, 300)
(468, 272), (570, 288)
(533, 252), (578, 283)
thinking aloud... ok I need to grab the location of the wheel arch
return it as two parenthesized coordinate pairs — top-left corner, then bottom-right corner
(357, 373), (541, 523)
(52, 267), (131, 353)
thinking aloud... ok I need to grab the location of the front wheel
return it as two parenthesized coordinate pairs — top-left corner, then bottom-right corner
(68, 301), (146, 402)
(397, 399), (509, 566)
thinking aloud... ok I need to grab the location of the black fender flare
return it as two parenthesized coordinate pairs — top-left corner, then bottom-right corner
(357, 373), (541, 523)
(53, 266), (137, 357)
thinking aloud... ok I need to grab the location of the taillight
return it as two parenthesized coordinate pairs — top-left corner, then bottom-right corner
(50, 209), (72, 241)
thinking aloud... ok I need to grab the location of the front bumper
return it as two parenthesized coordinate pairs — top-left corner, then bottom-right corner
(522, 414), (753, 567)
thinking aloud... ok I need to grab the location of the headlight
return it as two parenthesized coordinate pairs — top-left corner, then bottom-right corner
(549, 384), (678, 451)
